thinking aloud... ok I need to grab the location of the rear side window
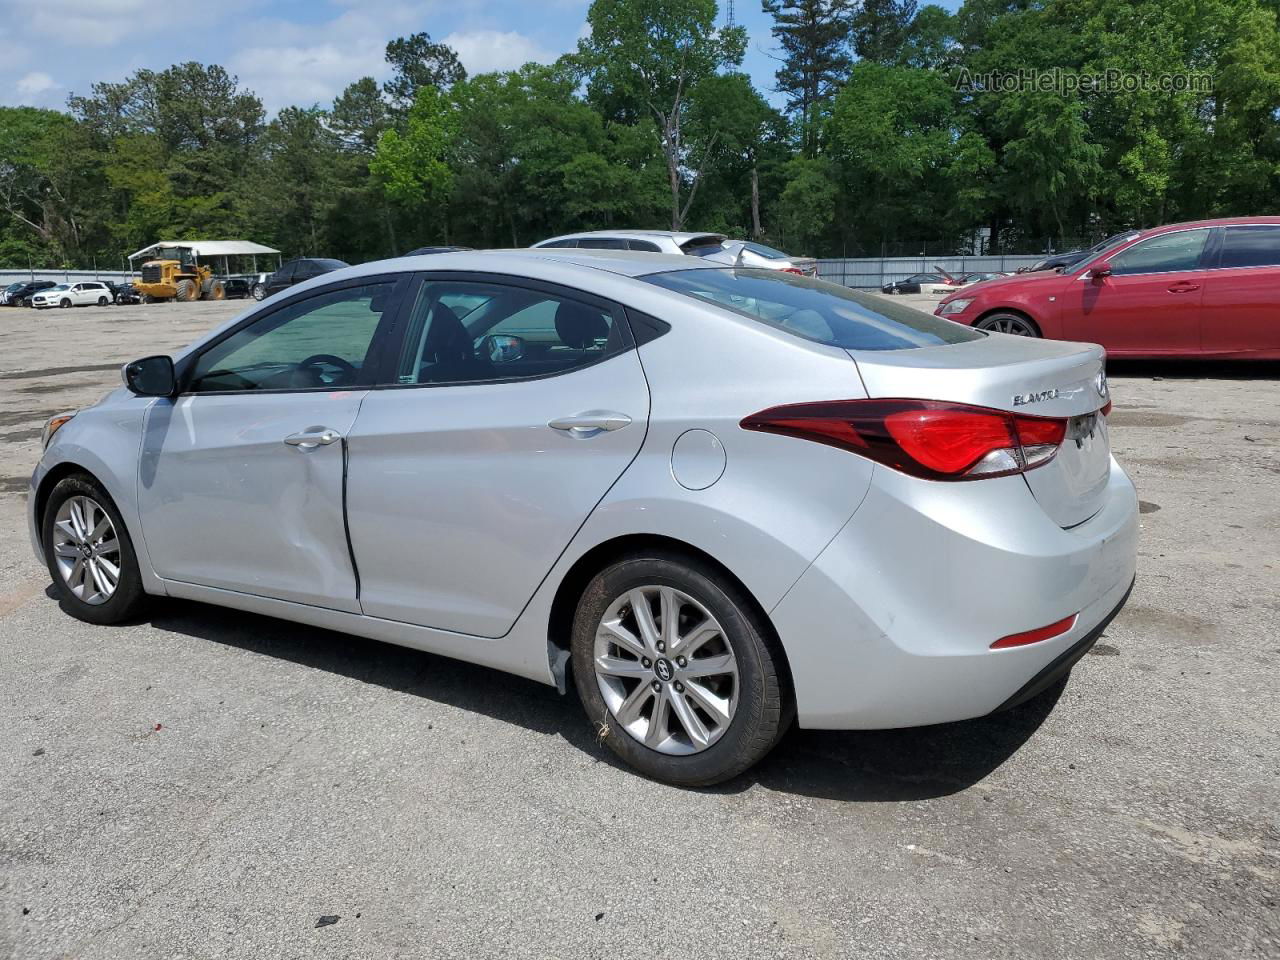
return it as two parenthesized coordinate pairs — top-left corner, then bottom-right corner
(539, 239), (578, 248)
(576, 237), (628, 250)
(395, 280), (627, 385)
(627, 239), (662, 252)
(645, 268), (984, 351)
(679, 235), (727, 257)
(1219, 226), (1280, 269)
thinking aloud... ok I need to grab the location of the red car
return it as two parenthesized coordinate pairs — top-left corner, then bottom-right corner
(935, 217), (1280, 358)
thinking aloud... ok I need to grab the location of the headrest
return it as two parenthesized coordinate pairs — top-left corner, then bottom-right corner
(555, 301), (608, 349)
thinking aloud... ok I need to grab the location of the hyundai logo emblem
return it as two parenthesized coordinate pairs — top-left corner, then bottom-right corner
(653, 658), (674, 682)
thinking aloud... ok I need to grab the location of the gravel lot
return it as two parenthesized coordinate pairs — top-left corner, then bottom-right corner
(1, 297), (1277, 959)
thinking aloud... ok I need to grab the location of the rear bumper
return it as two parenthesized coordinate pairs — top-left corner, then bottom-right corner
(770, 458), (1139, 729)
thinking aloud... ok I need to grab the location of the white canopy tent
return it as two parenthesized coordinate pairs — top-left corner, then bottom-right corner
(127, 240), (282, 277)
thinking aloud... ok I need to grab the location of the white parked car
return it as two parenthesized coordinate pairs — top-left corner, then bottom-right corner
(534, 230), (730, 257)
(30, 282), (114, 309)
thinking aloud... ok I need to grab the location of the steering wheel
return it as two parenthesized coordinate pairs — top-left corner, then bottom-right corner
(298, 353), (357, 387)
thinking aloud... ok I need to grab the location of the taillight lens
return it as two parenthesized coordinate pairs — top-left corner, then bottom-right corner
(781, 267), (805, 275)
(740, 399), (1068, 481)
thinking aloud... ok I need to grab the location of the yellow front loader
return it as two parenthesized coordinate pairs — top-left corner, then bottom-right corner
(133, 246), (225, 303)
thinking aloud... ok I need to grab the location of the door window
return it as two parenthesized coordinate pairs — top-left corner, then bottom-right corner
(1109, 230), (1209, 275)
(395, 280), (626, 385)
(576, 237), (628, 250)
(188, 282), (397, 393)
(1219, 226), (1280, 269)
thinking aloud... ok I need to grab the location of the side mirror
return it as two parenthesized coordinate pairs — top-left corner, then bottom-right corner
(1091, 262), (1113, 281)
(479, 334), (525, 363)
(123, 355), (176, 396)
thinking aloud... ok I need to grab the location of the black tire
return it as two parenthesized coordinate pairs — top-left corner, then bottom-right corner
(251, 282), (266, 301)
(59, 298), (72, 309)
(97, 296), (109, 306)
(975, 311), (1042, 337)
(42, 474), (148, 625)
(570, 551), (791, 786)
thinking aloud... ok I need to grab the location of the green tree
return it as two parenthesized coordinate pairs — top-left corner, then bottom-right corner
(371, 86), (457, 231)
(580, 0), (746, 229)
(384, 33), (467, 109)
(852, 0), (920, 65)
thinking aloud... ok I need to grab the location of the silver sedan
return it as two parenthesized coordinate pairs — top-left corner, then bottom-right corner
(29, 250), (1137, 785)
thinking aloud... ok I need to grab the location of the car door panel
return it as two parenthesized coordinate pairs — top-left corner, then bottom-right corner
(136, 277), (405, 611)
(1062, 229), (1211, 354)
(1200, 226), (1280, 355)
(346, 352), (649, 636)
(138, 392), (367, 611)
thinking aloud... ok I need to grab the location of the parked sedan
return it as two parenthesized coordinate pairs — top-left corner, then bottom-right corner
(533, 230), (728, 257)
(30, 281), (114, 309)
(881, 273), (962, 295)
(253, 258), (349, 300)
(3, 280), (57, 307)
(30, 250), (1136, 785)
(704, 240), (817, 275)
(936, 216), (1280, 357)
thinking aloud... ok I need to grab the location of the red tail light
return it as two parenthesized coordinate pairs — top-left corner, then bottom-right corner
(740, 399), (1068, 481)
(781, 267), (805, 275)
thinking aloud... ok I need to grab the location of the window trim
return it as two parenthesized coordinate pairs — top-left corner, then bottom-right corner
(371, 270), (638, 392)
(175, 272), (412, 398)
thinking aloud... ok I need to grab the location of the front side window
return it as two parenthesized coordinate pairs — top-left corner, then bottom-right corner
(1219, 226), (1280, 269)
(1108, 230), (1209, 275)
(188, 282), (396, 393)
(645, 268), (984, 351)
(396, 280), (625, 385)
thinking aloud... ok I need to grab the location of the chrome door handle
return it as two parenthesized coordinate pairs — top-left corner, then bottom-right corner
(283, 428), (342, 449)
(548, 411), (632, 437)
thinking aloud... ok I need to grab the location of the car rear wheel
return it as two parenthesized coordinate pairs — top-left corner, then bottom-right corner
(97, 296), (108, 306)
(251, 282), (266, 301)
(976, 312), (1040, 337)
(42, 475), (147, 625)
(571, 552), (791, 786)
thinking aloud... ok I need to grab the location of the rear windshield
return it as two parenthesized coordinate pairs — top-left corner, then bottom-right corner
(679, 235), (727, 257)
(743, 242), (790, 259)
(645, 268), (984, 351)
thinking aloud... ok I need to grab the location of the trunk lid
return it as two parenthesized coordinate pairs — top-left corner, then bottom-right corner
(850, 334), (1111, 527)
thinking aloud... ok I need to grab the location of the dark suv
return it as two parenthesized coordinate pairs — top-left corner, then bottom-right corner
(4, 280), (57, 307)
(253, 258), (349, 301)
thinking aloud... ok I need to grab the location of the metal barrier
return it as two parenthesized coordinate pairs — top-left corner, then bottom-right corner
(816, 255), (1046, 289)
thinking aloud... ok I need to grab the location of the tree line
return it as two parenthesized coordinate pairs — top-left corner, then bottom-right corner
(1, 0), (1278, 270)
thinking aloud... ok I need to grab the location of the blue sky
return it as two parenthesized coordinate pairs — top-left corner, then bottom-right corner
(0, 0), (961, 115)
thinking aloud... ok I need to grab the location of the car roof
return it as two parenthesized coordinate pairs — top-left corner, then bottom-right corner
(1137, 216), (1280, 236)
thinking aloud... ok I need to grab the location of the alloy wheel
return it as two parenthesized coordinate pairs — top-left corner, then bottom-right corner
(51, 496), (121, 605)
(980, 314), (1038, 336)
(594, 585), (739, 755)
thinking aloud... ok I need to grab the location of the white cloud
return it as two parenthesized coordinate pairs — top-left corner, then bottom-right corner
(9, 0), (159, 46)
(17, 72), (57, 95)
(442, 29), (557, 75)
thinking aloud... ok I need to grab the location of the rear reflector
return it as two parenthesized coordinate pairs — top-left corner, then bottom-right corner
(990, 614), (1078, 649)
(741, 398), (1068, 481)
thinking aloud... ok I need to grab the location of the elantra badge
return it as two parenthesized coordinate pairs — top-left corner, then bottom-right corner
(1013, 388), (1059, 406)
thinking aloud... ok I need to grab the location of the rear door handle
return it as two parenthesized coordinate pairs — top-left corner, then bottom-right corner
(548, 411), (632, 437)
(1167, 281), (1201, 293)
(284, 427), (342, 449)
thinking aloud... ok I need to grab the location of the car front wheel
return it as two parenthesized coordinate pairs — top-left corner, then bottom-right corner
(59, 299), (71, 308)
(571, 551), (791, 786)
(975, 312), (1041, 337)
(42, 475), (147, 625)
(251, 283), (266, 301)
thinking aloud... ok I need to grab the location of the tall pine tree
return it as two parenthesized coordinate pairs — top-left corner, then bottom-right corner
(762, 0), (855, 156)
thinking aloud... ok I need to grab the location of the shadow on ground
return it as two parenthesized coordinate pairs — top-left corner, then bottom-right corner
(1108, 358), (1280, 380)
(144, 598), (1062, 803)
